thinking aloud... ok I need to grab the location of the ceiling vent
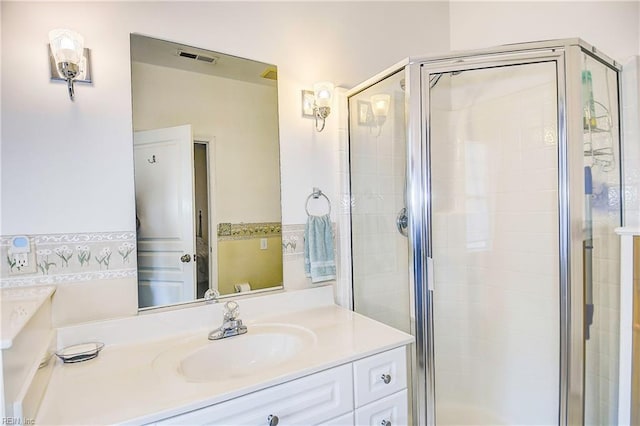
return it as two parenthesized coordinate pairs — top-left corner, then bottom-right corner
(177, 50), (218, 64)
(261, 66), (277, 81)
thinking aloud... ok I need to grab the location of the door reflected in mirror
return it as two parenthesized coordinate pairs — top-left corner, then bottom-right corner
(131, 34), (283, 309)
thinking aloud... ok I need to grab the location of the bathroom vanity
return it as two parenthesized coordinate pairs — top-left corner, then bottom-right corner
(154, 346), (408, 425)
(33, 286), (413, 425)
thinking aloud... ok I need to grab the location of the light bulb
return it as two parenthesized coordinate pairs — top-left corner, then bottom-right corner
(313, 81), (334, 108)
(48, 29), (84, 65)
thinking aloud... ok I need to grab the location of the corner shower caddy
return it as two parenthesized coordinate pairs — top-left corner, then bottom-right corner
(583, 100), (616, 172)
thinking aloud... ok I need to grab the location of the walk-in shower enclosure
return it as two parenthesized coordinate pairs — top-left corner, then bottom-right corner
(348, 39), (623, 425)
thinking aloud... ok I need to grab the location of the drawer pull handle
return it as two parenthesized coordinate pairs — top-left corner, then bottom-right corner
(267, 414), (279, 426)
(381, 373), (392, 384)
(381, 420), (392, 426)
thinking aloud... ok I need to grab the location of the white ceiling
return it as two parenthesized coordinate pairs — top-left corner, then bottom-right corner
(130, 34), (277, 86)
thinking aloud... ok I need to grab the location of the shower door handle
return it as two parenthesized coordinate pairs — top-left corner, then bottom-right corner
(396, 207), (408, 237)
(427, 256), (435, 291)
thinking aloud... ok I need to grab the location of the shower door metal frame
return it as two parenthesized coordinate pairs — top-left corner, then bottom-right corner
(346, 38), (622, 426)
(406, 40), (621, 426)
(407, 49), (577, 426)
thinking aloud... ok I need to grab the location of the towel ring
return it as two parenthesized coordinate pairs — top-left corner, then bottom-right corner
(305, 188), (331, 216)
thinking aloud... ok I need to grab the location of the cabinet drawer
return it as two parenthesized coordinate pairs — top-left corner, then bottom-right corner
(352, 347), (407, 407)
(354, 390), (408, 426)
(319, 411), (353, 426)
(157, 363), (353, 425)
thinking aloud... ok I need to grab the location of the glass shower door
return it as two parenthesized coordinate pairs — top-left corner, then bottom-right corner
(427, 61), (561, 425)
(348, 69), (414, 419)
(581, 52), (622, 426)
(349, 70), (411, 334)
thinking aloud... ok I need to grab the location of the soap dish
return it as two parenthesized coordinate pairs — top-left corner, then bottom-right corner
(55, 342), (104, 363)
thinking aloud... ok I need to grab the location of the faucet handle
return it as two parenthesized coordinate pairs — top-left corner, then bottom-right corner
(204, 288), (220, 303)
(223, 300), (240, 320)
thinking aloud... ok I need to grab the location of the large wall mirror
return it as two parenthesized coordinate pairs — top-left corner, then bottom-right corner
(130, 34), (283, 309)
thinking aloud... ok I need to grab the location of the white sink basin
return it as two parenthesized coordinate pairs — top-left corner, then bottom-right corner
(154, 323), (317, 382)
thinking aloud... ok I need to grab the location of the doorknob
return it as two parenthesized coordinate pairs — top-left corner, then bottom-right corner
(180, 254), (192, 263)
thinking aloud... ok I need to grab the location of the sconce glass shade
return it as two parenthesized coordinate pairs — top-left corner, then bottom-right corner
(370, 94), (391, 118)
(309, 81), (334, 132)
(48, 29), (89, 101)
(48, 29), (84, 66)
(313, 81), (334, 108)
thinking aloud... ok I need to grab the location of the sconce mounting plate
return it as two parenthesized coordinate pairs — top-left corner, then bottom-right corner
(301, 90), (315, 118)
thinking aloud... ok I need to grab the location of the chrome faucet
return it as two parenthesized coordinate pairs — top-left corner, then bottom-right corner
(208, 301), (248, 340)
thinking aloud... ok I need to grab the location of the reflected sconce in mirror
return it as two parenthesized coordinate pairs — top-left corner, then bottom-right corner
(301, 81), (334, 132)
(48, 29), (92, 101)
(370, 94), (391, 136)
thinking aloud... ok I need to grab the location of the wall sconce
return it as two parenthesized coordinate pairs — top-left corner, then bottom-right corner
(301, 81), (334, 132)
(370, 94), (391, 136)
(48, 29), (92, 101)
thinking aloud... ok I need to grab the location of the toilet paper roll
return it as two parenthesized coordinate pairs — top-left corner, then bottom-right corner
(234, 283), (251, 293)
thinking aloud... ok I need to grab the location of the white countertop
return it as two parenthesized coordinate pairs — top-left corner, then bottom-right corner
(36, 294), (413, 425)
(615, 226), (640, 236)
(1, 285), (55, 349)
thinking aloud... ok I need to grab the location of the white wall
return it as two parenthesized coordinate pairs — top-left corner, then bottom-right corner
(1, 1), (451, 236)
(449, 1), (639, 61)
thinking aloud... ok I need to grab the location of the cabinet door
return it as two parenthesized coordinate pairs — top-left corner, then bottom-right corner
(354, 390), (407, 426)
(157, 364), (353, 425)
(353, 347), (407, 407)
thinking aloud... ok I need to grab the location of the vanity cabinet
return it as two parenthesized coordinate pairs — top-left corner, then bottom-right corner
(354, 390), (408, 426)
(353, 347), (408, 426)
(353, 346), (407, 406)
(156, 364), (353, 425)
(153, 346), (407, 426)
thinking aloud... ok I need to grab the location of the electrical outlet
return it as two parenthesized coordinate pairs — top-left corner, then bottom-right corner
(260, 238), (268, 250)
(13, 253), (29, 268)
(7, 236), (37, 275)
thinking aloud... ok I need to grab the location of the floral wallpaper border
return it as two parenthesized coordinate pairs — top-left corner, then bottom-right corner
(281, 224), (305, 259)
(0, 225), (338, 287)
(1, 231), (137, 288)
(281, 223), (337, 260)
(217, 222), (282, 241)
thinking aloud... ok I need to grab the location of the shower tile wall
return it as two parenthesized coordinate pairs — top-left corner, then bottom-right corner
(585, 219), (621, 426)
(585, 215), (621, 426)
(622, 57), (640, 227)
